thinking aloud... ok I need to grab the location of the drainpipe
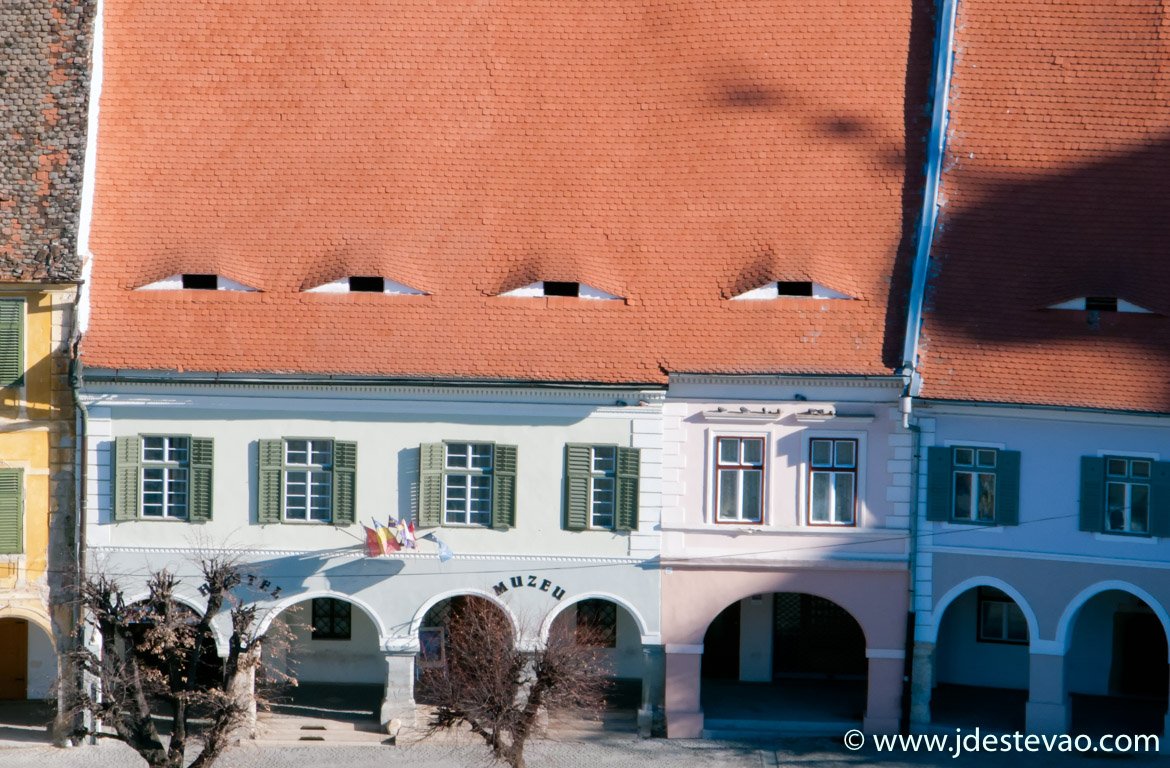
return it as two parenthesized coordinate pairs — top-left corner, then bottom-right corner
(899, 0), (961, 422)
(900, 0), (961, 730)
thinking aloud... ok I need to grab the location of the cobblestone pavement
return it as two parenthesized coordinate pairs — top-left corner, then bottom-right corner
(0, 733), (1166, 768)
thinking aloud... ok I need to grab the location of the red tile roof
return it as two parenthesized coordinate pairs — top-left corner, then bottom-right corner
(84, 1), (917, 383)
(919, 0), (1170, 413)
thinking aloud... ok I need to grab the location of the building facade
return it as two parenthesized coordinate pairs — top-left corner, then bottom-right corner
(0, 0), (93, 706)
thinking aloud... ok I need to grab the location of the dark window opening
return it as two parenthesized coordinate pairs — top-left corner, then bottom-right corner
(1085, 297), (1118, 312)
(543, 281), (580, 297)
(777, 281), (813, 297)
(311, 598), (352, 640)
(181, 274), (218, 290)
(575, 599), (617, 648)
(348, 276), (385, 293)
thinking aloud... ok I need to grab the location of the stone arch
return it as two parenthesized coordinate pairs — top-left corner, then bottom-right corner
(1055, 580), (1170, 661)
(929, 576), (1040, 645)
(409, 588), (519, 640)
(539, 591), (650, 643)
(256, 589), (387, 646)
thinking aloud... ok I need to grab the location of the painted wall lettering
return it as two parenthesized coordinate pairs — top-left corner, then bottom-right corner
(488, 574), (567, 601)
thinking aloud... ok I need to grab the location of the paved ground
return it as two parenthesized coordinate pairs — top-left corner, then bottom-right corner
(1, 732), (1167, 768)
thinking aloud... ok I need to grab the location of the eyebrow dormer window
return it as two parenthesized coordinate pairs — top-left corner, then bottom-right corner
(304, 277), (425, 295)
(1047, 297), (1152, 314)
(181, 274), (218, 290)
(348, 276), (385, 293)
(500, 281), (622, 300)
(732, 281), (852, 301)
(137, 274), (258, 292)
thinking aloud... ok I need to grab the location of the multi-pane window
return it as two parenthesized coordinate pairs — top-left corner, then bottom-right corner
(284, 439), (333, 522)
(809, 438), (857, 526)
(574, 599), (618, 648)
(953, 447), (997, 522)
(141, 436), (190, 519)
(445, 443), (493, 525)
(589, 447), (617, 529)
(977, 588), (1028, 644)
(1105, 457), (1151, 535)
(310, 598), (352, 640)
(715, 437), (764, 523)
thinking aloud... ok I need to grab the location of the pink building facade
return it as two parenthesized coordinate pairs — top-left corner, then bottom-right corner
(659, 374), (911, 737)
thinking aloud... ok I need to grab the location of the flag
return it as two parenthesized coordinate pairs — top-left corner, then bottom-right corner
(405, 520), (418, 549)
(422, 532), (453, 562)
(363, 526), (384, 557)
(379, 522), (400, 552)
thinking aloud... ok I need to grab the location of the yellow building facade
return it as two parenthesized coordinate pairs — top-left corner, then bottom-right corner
(0, 286), (76, 701)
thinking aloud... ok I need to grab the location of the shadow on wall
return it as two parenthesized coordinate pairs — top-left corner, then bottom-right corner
(924, 134), (1170, 409)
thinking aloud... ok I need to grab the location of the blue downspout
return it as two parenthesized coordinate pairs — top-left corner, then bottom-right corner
(900, 0), (961, 398)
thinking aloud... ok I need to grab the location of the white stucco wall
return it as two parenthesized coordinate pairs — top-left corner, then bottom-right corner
(266, 601), (385, 684)
(26, 622), (56, 699)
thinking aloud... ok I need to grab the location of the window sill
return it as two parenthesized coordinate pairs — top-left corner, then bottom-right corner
(136, 517), (191, 523)
(939, 522), (1004, 533)
(1093, 532), (1157, 544)
(279, 519), (334, 525)
(670, 524), (883, 536)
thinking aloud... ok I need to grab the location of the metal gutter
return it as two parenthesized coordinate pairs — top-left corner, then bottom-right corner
(899, 0), (961, 390)
(919, 397), (1170, 420)
(81, 368), (666, 391)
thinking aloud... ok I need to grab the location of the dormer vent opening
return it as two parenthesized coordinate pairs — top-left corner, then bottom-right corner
(499, 281), (622, 300)
(731, 281), (853, 301)
(1084, 296), (1117, 313)
(542, 281), (580, 297)
(348, 276), (385, 293)
(138, 274), (259, 292)
(777, 281), (813, 297)
(181, 274), (218, 290)
(1047, 297), (1152, 314)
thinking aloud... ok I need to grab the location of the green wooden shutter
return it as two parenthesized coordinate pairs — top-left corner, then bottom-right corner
(418, 443), (445, 528)
(332, 440), (357, 526)
(113, 435), (141, 522)
(1148, 461), (1170, 538)
(993, 450), (1021, 526)
(188, 437), (214, 523)
(1079, 456), (1105, 532)
(615, 447), (640, 531)
(491, 444), (517, 530)
(0, 468), (22, 554)
(257, 439), (285, 524)
(925, 447), (952, 522)
(0, 300), (24, 389)
(564, 444), (591, 531)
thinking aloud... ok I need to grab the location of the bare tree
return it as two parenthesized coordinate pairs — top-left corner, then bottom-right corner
(64, 557), (274, 768)
(419, 597), (610, 768)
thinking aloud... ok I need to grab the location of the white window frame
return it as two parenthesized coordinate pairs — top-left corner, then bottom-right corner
(807, 437), (858, 527)
(283, 438), (333, 523)
(140, 435), (190, 520)
(951, 446), (998, 523)
(798, 431), (867, 528)
(443, 442), (494, 526)
(1103, 455), (1153, 536)
(587, 446), (617, 530)
(710, 433), (767, 524)
(977, 588), (1028, 644)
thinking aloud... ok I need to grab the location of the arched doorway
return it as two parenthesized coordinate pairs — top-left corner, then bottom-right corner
(700, 593), (867, 730)
(930, 586), (1029, 729)
(414, 594), (513, 705)
(547, 598), (645, 733)
(0, 617), (55, 701)
(1066, 590), (1168, 737)
(261, 596), (385, 721)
